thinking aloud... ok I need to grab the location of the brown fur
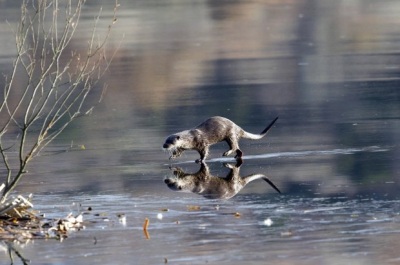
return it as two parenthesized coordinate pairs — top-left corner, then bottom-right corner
(163, 116), (278, 163)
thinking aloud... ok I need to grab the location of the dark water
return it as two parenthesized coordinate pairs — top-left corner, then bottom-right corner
(1, 0), (400, 264)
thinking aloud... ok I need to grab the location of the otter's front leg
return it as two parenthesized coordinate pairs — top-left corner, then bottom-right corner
(198, 162), (211, 175)
(169, 166), (185, 177)
(170, 148), (184, 159)
(195, 146), (209, 164)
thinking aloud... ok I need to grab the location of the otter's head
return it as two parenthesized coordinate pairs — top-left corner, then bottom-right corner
(164, 177), (195, 193)
(163, 134), (181, 150)
(163, 130), (193, 150)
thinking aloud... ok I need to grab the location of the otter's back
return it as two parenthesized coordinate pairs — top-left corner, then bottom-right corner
(195, 116), (240, 141)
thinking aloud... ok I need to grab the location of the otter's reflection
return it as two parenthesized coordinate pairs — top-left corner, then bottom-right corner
(164, 161), (281, 199)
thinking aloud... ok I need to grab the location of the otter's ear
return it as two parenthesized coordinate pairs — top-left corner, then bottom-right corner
(176, 136), (180, 140)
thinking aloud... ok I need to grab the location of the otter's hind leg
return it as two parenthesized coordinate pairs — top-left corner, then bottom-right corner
(223, 137), (243, 158)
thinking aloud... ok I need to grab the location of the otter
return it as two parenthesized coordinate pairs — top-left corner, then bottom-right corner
(163, 116), (278, 163)
(164, 161), (281, 199)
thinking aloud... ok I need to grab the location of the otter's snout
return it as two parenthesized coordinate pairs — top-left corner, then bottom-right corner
(164, 178), (182, 191)
(164, 178), (174, 184)
(163, 143), (170, 149)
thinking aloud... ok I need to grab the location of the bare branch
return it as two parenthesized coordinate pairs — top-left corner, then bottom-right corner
(0, 0), (120, 202)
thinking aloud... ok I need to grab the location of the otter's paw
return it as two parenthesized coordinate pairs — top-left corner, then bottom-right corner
(223, 150), (233, 156)
(195, 158), (204, 164)
(223, 162), (235, 169)
(172, 150), (183, 158)
(234, 149), (243, 158)
(169, 167), (183, 176)
(235, 157), (243, 167)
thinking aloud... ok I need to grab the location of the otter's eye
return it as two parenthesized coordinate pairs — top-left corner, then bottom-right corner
(176, 136), (180, 140)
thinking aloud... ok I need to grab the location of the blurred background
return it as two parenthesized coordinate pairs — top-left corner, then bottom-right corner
(0, 0), (399, 197)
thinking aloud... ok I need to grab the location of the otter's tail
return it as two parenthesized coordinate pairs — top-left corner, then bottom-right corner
(243, 174), (281, 194)
(242, 117), (278, 140)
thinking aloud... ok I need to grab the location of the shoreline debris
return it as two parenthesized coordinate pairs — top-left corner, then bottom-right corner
(0, 189), (84, 242)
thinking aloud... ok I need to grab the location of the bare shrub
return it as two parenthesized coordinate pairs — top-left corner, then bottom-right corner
(0, 0), (120, 203)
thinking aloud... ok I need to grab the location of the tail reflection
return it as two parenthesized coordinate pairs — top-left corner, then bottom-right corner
(164, 160), (280, 199)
